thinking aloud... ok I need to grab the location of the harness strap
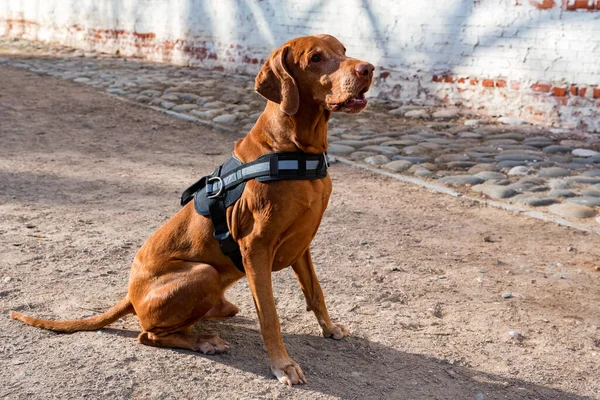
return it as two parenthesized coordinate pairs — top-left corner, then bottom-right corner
(207, 166), (245, 272)
(180, 152), (329, 274)
(204, 152), (328, 198)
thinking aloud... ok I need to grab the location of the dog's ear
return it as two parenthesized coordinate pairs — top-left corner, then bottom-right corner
(255, 45), (299, 116)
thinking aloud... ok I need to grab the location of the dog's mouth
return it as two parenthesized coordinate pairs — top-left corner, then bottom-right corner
(329, 87), (369, 114)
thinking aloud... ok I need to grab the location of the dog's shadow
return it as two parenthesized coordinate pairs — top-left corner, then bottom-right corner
(102, 318), (585, 400)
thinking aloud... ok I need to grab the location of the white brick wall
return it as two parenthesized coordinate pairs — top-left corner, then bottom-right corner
(2, 0), (599, 130)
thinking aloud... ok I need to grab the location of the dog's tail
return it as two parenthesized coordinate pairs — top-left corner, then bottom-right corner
(10, 296), (134, 333)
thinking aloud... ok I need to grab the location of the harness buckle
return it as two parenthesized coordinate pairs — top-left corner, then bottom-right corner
(207, 176), (224, 199)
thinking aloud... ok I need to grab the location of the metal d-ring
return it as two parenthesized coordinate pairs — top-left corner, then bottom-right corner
(206, 176), (224, 199)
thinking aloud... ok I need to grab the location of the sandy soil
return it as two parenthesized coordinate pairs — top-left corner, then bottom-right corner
(1, 64), (599, 400)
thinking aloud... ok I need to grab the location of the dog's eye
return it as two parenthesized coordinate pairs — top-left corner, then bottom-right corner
(310, 54), (322, 63)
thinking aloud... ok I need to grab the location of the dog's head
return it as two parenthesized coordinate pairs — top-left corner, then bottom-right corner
(255, 35), (374, 116)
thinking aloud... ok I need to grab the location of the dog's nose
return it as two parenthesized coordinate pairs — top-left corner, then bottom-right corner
(355, 62), (374, 78)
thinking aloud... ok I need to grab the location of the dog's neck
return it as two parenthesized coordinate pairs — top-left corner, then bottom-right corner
(234, 101), (330, 162)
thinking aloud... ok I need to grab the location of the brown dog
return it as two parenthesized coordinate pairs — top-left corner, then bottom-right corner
(10, 34), (374, 386)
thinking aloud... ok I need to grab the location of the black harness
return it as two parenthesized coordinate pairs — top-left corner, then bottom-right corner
(180, 152), (329, 273)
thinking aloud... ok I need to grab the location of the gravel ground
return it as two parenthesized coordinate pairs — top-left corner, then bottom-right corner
(0, 64), (599, 400)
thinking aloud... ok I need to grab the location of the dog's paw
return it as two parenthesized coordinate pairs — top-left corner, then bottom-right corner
(271, 359), (307, 386)
(194, 335), (230, 355)
(321, 322), (349, 340)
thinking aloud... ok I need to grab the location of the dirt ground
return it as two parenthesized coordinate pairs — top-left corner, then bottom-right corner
(1, 64), (599, 400)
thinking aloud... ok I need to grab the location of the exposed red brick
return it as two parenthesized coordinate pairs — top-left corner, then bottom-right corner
(580, 88), (587, 96)
(482, 79), (495, 88)
(432, 75), (443, 82)
(570, 86), (578, 96)
(594, 88), (600, 98)
(563, 0), (596, 10)
(530, 0), (555, 8)
(133, 32), (156, 40)
(509, 81), (521, 90)
(531, 83), (552, 93)
(470, 79), (479, 86)
(495, 80), (507, 88)
(457, 77), (466, 84)
(553, 87), (567, 96)
(555, 97), (568, 105)
(443, 76), (455, 83)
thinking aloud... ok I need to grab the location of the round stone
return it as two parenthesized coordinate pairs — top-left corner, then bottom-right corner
(524, 138), (554, 147)
(403, 146), (429, 156)
(572, 148), (600, 157)
(412, 168), (434, 178)
(572, 158), (595, 165)
(213, 114), (237, 124)
(404, 109), (430, 119)
(510, 194), (558, 207)
(561, 140), (587, 147)
(548, 189), (576, 198)
(563, 163), (588, 171)
(383, 160), (413, 172)
(135, 95), (152, 103)
(388, 108), (406, 116)
(548, 179), (573, 189)
(498, 117), (527, 125)
(474, 171), (506, 181)
(171, 104), (198, 112)
(160, 101), (176, 109)
(567, 176), (600, 184)
(446, 161), (477, 169)
(438, 175), (484, 186)
(496, 153), (542, 162)
(498, 161), (526, 169)
(392, 156), (429, 164)
(364, 155), (391, 166)
(472, 184), (517, 199)
(360, 145), (400, 156)
(432, 109), (459, 119)
(543, 145), (572, 154)
(328, 144), (356, 155)
(567, 197), (600, 207)
(190, 109), (220, 119)
(580, 189), (600, 197)
(486, 179), (511, 186)
(538, 167), (570, 178)
(507, 166), (531, 176)
(548, 155), (571, 163)
(583, 170), (600, 177)
(468, 164), (499, 174)
(350, 151), (377, 160)
(548, 204), (596, 219)
(434, 154), (470, 163)
(160, 93), (180, 102)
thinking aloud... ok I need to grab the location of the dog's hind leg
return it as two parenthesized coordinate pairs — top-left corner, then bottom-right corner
(131, 262), (229, 354)
(138, 328), (230, 355)
(201, 296), (239, 320)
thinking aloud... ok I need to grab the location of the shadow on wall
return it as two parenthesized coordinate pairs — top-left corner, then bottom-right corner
(2, 0), (597, 80)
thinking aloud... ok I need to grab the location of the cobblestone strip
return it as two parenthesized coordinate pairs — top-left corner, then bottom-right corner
(2, 37), (600, 229)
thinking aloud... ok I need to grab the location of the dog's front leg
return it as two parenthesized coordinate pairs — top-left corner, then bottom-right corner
(244, 250), (307, 386)
(292, 249), (349, 340)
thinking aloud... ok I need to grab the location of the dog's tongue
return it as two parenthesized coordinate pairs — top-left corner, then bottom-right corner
(341, 93), (367, 110)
